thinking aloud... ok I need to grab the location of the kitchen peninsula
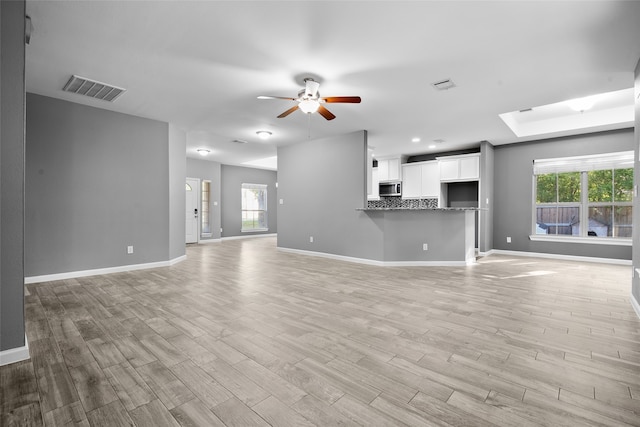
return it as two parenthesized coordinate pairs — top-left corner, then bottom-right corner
(277, 131), (490, 268)
(357, 206), (477, 265)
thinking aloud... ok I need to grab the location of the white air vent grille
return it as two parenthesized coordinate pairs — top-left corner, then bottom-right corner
(62, 75), (126, 102)
(431, 79), (456, 91)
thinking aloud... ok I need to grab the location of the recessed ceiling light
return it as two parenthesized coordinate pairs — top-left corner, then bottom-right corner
(256, 130), (272, 140)
(197, 149), (210, 156)
(411, 137), (421, 143)
(428, 144), (436, 149)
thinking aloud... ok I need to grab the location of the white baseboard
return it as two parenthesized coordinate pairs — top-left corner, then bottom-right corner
(277, 247), (469, 267)
(25, 254), (187, 284)
(222, 233), (277, 241)
(631, 292), (640, 320)
(487, 249), (631, 266)
(0, 335), (29, 366)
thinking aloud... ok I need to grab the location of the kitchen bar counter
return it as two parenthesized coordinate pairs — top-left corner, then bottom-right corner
(356, 208), (476, 265)
(357, 207), (480, 211)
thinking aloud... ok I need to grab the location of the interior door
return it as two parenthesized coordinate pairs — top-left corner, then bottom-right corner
(186, 177), (199, 244)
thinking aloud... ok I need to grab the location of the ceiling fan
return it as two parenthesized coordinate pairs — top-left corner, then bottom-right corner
(258, 78), (361, 121)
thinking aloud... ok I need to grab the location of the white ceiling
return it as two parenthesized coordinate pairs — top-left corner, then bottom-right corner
(25, 1), (640, 170)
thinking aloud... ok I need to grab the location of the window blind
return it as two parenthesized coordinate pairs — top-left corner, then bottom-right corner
(241, 183), (267, 190)
(533, 151), (634, 175)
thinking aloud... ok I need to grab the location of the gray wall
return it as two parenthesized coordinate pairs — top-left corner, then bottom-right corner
(493, 129), (634, 260)
(1, 0), (26, 352)
(480, 141), (495, 253)
(169, 124), (187, 259)
(633, 58), (640, 307)
(277, 130), (384, 261)
(26, 94), (172, 276)
(186, 158), (222, 240)
(221, 165), (277, 237)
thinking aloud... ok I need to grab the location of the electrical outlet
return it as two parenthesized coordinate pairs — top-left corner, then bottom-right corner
(213, 201), (218, 206)
(280, 199), (284, 205)
(309, 236), (314, 243)
(423, 243), (428, 251)
(506, 237), (512, 243)
(127, 245), (134, 254)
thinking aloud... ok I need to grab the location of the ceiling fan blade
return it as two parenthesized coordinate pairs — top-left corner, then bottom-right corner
(258, 95), (296, 100)
(321, 96), (361, 103)
(277, 105), (299, 118)
(305, 79), (320, 97)
(317, 105), (336, 121)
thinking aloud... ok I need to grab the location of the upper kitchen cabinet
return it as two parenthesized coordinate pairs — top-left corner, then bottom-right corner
(437, 153), (480, 182)
(402, 160), (439, 199)
(376, 156), (404, 182)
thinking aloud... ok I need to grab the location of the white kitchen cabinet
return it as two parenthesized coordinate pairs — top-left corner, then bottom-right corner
(377, 157), (402, 182)
(437, 153), (480, 182)
(420, 161), (440, 196)
(402, 160), (440, 199)
(401, 164), (422, 198)
(459, 156), (480, 180)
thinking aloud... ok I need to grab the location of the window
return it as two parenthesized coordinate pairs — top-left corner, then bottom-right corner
(201, 180), (211, 236)
(533, 151), (633, 241)
(241, 183), (268, 231)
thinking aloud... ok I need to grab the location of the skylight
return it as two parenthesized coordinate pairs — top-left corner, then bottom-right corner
(499, 88), (634, 138)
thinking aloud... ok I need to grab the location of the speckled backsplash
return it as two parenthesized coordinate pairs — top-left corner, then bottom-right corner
(368, 197), (438, 209)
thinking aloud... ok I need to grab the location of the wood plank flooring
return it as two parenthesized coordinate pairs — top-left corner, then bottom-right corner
(2, 236), (640, 426)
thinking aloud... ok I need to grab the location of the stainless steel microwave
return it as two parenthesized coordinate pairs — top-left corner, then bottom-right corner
(379, 181), (401, 197)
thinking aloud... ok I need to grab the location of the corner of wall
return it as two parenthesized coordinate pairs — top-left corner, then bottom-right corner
(169, 124), (187, 260)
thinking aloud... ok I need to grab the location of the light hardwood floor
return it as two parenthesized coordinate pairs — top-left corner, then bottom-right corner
(2, 236), (640, 426)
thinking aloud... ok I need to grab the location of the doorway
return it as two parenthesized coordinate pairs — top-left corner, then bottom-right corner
(186, 177), (200, 244)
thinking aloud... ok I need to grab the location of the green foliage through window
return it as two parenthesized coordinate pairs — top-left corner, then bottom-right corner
(535, 167), (633, 239)
(241, 184), (268, 231)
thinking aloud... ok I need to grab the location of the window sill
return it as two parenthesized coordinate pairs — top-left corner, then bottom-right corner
(529, 235), (631, 246)
(241, 228), (269, 233)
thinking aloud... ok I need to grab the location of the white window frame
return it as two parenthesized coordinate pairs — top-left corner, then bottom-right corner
(530, 151), (633, 246)
(241, 183), (268, 232)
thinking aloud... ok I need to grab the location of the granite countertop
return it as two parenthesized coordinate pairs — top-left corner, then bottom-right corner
(357, 207), (482, 211)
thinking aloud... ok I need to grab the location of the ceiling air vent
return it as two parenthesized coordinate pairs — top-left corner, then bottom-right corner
(62, 75), (126, 102)
(231, 139), (248, 144)
(431, 79), (456, 91)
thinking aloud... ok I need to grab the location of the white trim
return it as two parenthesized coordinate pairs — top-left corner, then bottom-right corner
(198, 238), (222, 244)
(169, 255), (187, 266)
(533, 150), (634, 174)
(0, 334), (29, 366)
(488, 249), (631, 266)
(478, 249), (496, 257)
(630, 290), (640, 320)
(529, 235), (632, 246)
(222, 233), (277, 241)
(277, 247), (470, 267)
(25, 255), (187, 284)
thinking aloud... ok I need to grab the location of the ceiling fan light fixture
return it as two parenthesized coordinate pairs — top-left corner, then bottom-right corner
(299, 99), (320, 114)
(256, 130), (272, 140)
(197, 149), (210, 156)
